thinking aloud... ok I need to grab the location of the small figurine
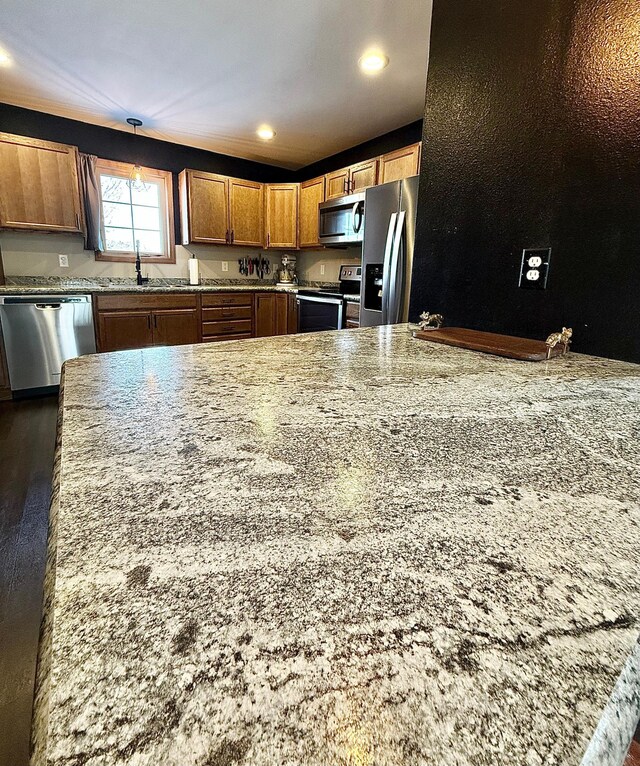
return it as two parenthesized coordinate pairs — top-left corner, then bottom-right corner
(418, 311), (444, 331)
(545, 327), (573, 358)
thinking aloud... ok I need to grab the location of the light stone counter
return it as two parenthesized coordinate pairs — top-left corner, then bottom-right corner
(32, 325), (640, 765)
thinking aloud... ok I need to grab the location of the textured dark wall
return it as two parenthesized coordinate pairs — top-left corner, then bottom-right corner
(295, 120), (423, 181)
(410, 0), (640, 363)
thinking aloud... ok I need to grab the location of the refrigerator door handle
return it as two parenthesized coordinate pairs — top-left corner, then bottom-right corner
(381, 212), (398, 323)
(387, 211), (406, 324)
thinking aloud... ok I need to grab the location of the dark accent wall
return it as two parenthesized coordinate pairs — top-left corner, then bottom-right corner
(295, 120), (423, 181)
(410, 0), (640, 363)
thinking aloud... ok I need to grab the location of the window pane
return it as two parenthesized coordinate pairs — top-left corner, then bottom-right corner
(103, 201), (133, 228)
(131, 181), (159, 207)
(100, 175), (130, 203)
(105, 227), (134, 252)
(136, 230), (162, 254)
(132, 204), (161, 231)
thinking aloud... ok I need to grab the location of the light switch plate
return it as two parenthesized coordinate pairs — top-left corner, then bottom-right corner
(519, 247), (551, 289)
(320, 264), (326, 275)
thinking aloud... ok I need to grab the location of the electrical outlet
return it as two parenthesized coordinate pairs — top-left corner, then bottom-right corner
(320, 264), (325, 276)
(221, 261), (228, 272)
(58, 254), (69, 268)
(519, 248), (551, 289)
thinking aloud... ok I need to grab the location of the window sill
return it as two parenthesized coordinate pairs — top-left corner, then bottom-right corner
(95, 250), (176, 264)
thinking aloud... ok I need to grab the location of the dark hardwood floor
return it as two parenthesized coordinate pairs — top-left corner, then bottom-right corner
(0, 395), (58, 766)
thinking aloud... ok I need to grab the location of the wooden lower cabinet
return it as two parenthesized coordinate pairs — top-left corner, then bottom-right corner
(201, 292), (254, 342)
(95, 291), (297, 352)
(97, 310), (154, 352)
(153, 309), (199, 347)
(255, 292), (297, 337)
(95, 294), (200, 352)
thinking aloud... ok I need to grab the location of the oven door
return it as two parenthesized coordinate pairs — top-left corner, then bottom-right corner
(296, 295), (345, 333)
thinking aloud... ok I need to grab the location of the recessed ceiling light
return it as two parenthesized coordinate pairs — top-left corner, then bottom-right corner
(0, 48), (13, 67)
(256, 125), (276, 140)
(359, 50), (389, 74)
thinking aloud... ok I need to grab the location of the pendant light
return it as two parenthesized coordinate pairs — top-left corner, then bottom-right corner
(126, 117), (146, 188)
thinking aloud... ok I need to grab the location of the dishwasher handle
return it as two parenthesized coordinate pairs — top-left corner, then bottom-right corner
(35, 303), (62, 310)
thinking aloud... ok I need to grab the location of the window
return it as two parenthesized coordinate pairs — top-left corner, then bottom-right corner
(95, 159), (175, 263)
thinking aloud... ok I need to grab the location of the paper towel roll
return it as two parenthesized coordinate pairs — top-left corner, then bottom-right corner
(188, 256), (200, 285)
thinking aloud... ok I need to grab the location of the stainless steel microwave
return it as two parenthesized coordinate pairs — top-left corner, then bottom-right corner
(318, 192), (365, 246)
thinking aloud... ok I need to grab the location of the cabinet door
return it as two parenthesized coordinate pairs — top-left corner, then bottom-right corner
(275, 293), (290, 336)
(0, 133), (82, 232)
(152, 308), (199, 347)
(378, 144), (422, 184)
(325, 169), (350, 200)
(97, 311), (153, 352)
(299, 176), (325, 248)
(287, 293), (298, 335)
(254, 293), (276, 337)
(350, 159), (378, 193)
(229, 178), (264, 247)
(265, 184), (298, 249)
(182, 170), (229, 244)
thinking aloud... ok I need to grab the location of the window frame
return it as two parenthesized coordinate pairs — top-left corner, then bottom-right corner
(95, 158), (176, 264)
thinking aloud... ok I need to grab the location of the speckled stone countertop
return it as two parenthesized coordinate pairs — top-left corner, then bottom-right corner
(32, 325), (640, 766)
(0, 278), (299, 295)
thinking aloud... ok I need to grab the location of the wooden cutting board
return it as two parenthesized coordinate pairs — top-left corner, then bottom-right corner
(413, 327), (565, 361)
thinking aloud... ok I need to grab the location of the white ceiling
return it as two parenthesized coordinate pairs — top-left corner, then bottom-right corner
(0, 0), (431, 169)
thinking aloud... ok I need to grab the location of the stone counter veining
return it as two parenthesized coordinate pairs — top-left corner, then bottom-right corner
(32, 325), (640, 766)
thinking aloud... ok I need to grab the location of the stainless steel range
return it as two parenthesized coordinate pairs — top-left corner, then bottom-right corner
(296, 265), (361, 333)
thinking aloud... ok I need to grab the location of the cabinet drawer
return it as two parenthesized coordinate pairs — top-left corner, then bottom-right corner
(202, 305), (252, 321)
(203, 333), (252, 343)
(202, 292), (253, 308)
(95, 293), (197, 311)
(203, 319), (252, 337)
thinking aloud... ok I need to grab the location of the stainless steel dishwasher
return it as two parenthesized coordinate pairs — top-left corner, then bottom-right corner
(0, 294), (96, 392)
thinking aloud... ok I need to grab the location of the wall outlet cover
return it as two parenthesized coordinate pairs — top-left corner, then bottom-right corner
(221, 261), (228, 272)
(58, 254), (69, 268)
(519, 248), (551, 289)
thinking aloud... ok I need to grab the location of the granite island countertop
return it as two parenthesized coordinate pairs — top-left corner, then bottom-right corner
(32, 325), (640, 766)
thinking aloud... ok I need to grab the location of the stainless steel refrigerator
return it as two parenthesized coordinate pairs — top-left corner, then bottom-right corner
(359, 175), (419, 327)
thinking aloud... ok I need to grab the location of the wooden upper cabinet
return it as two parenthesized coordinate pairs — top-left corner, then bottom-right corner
(378, 143), (422, 184)
(0, 133), (82, 232)
(229, 178), (264, 247)
(349, 159), (378, 193)
(299, 176), (325, 248)
(265, 184), (298, 249)
(179, 170), (229, 245)
(325, 168), (350, 200)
